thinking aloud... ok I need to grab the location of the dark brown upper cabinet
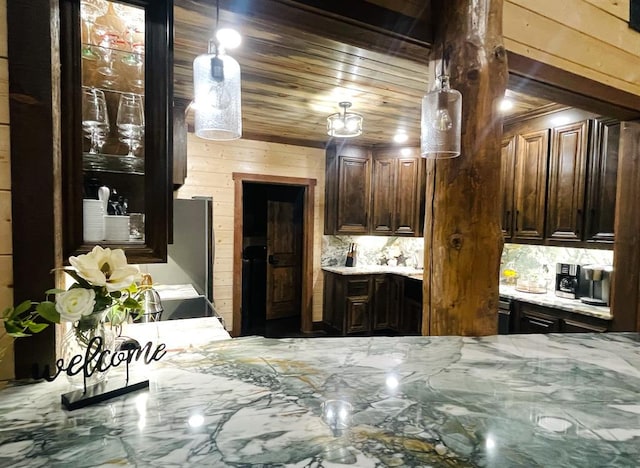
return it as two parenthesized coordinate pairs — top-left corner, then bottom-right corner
(325, 143), (424, 237)
(512, 129), (549, 242)
(371, 148), (425, 236)
(584, 118), (619, 244)
(60, 0), (173, 263)
(546, 120), (589, 243)
(502, 108), (617, 249)
(500, 135), (517, 238)
(325, 144), (371, 235)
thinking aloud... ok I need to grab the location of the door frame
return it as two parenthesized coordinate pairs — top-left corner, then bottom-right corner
(232, 172), (317, 336)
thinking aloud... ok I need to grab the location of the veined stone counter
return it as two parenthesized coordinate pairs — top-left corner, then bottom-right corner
(322, 265), (424, 279)
(1, 333), (640, 466)
(498, 285), (612, 320)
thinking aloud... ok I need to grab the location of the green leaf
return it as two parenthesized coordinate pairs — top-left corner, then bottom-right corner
(4, 321), (29, 337)
(13, 300), (32, 317)
(36, 301), (60, 324)
(1, 306), (13, 319)
(44, 288), (65, 295)
(123, 297), (141, 310)
(111, 291), (122, 299)
(26, 321), (49, 333)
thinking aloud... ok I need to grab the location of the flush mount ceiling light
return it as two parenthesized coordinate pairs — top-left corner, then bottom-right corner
(192, 0), (242, 140)
(421, 45), (462, 159)
(327, 101), (363, 138)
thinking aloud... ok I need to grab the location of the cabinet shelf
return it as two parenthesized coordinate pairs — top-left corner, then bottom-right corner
(83, 152), (144, 175)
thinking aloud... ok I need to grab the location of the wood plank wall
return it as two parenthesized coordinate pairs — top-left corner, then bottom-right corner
(504, 0), (640, 97)
(175, 136), (325, 332)
(0, 0), (14, 380)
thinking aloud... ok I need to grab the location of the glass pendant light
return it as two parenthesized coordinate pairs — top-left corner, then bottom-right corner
(421, 48), (462, 158)
(193, 0), (242, 140)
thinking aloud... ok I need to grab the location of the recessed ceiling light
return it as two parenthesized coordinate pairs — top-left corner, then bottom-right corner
(393, 132), (408, 143)
(499, 99), (514, 112)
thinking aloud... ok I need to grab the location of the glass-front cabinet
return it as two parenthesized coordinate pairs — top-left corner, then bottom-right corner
(61, 0), (173, 263)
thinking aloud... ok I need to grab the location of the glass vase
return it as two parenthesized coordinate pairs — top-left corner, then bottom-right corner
(61, 308), (115, 390)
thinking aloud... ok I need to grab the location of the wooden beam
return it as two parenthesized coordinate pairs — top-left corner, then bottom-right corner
(508, 52), (640, 121)
(422, 0), (507, 336)
(7, 0), (57, 378)
(610, 122), (640, 332)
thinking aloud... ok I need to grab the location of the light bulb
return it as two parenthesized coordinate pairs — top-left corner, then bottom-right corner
(346, 118), (358, 132)
(332, 119), (345, 130)
(432, 108), (453, 131)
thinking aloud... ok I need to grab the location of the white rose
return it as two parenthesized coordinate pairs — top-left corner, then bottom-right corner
(69, 246), (139, 292)
(55, 288), (96, 322)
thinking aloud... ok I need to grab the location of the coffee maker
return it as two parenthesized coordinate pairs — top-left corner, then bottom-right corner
(578, 265), (613, 306)
(555, 263), (580, 299)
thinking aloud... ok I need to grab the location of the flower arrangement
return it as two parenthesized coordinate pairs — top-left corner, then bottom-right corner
(2, 246), (142, 340)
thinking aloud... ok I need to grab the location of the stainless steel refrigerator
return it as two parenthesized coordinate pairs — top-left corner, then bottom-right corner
(142, 197), (216, 320)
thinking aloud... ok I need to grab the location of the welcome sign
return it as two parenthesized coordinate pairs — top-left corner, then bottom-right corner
(33, 337), (167, 411)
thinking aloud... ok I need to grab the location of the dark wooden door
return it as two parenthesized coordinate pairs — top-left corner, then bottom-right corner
(266, 200), (301, 320)
(388, 275), (403, 330)
(513, 129), (549, 242)
(500, 135), (517, 239)
(346, 297), (370, 334)
(546, 120), (588, 242)
(394, 157), (423, 235)
(372, 275), (390, 330)
(585, 118), (619, 244)
(337, 155), (371, 234)
(371, 157), (394, 234)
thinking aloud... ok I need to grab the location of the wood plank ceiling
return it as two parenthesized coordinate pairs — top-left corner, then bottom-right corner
(174, 0), (554, 148)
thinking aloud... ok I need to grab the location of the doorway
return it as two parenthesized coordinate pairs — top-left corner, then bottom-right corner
(241, 182), (304, 336)
(232, 173), (316, 337)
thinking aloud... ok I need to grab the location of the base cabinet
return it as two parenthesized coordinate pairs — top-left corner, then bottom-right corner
(510, 301), (609, 334)
(323, 272), (421, 335)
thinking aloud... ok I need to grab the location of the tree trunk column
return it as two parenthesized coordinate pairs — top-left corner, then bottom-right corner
(422, 0), (508, 336)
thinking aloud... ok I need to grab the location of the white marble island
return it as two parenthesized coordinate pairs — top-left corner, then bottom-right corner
(1, 332), (640, 467)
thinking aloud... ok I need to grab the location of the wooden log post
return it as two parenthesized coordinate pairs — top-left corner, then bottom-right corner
(422, 0), (508, 336)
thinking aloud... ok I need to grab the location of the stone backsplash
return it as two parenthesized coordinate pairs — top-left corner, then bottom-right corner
(501, 243), (613, 290)
(322, 236), (424, 268)
(322, 236), (613, 290)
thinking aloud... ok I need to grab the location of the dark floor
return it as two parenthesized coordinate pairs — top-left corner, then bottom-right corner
(258, 315), (331, 338)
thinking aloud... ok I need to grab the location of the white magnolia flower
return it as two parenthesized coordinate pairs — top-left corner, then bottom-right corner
(55, 288), (96, 322)
(69, 246), (140, 292)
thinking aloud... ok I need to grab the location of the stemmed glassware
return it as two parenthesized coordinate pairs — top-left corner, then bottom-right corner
(80, 0), (108, 61)
(82, 87), (110, 154)
(116, 4), (145, 93)
(92, 2), (125, 88)
(116, 93), (144, 158)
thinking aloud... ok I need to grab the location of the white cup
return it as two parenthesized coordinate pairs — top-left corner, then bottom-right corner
(83, 199), (104, 242)
(104, 215), (130, 242)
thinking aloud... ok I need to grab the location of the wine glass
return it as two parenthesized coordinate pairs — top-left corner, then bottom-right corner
(93, 3), (125, 87)
(80, 0), (108, 60)
(116, 93), (144, 157)
(82, 87), (110, 154)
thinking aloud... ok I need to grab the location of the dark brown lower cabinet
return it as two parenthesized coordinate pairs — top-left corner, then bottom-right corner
(511, 301), (609, 334)
(323, 272), (421, 336)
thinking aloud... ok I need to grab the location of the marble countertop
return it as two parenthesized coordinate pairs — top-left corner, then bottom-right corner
(323, 265), (424, 278)
(499, 285), (612, 320)
(322, 266), (611, 319)
(1, 333), (640, 467)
